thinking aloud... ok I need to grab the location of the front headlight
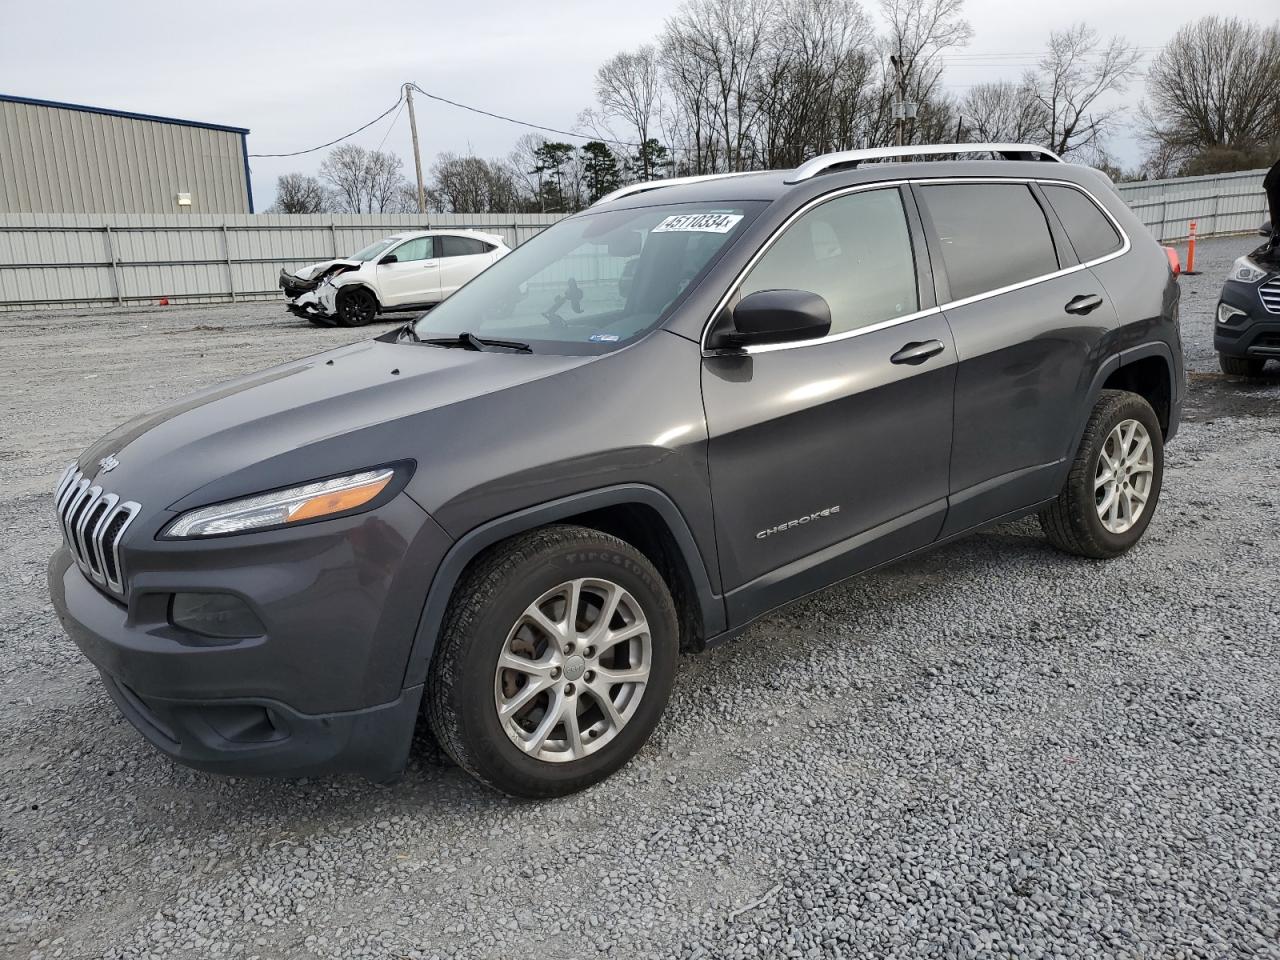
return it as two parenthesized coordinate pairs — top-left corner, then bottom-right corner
(1228, 256), (1269, 284)
(165, 468), (396, 538)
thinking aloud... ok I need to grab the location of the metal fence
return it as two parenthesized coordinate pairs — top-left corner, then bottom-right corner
(0, 167), (1272, 312)
(1113, 168), (1270, 243)
(0, 212), (566, 311)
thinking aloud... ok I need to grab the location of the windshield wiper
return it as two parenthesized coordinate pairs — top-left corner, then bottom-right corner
(398, 322), (421, 343)
(420, 332), (532, 353)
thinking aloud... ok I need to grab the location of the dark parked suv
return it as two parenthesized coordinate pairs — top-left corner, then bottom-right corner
(49, 143), (1184, 797)
(1214, 156), (1279, 377)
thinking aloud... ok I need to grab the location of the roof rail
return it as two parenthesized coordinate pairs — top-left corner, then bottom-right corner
(591, 171), (761, 207)
(785, 143), (1061, 184)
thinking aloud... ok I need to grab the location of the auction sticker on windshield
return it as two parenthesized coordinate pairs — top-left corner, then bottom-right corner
(652, 213), (744, 234)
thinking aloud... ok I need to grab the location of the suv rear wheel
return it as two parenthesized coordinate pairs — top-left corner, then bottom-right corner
(1218, 354), (1267, 378)
(1039, 389), (1164, 559)
(335, 287), (378, 327)
(426, 525), (678, 797)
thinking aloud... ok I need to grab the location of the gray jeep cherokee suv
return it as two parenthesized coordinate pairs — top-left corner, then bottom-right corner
(49, 144), (1183, 797)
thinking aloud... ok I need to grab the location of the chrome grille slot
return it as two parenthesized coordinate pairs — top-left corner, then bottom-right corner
(53, 465), (142, 595)
(1261, 278), (1280, 315)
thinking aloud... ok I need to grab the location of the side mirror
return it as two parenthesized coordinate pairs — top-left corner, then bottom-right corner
(380, 253), (399, 264)
(1261, 221), (1273, 238)
(711, 289), (831, 350)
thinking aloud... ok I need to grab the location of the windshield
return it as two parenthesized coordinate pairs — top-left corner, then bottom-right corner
(349, 237), (403, 262)
(411, 203), (762, 353)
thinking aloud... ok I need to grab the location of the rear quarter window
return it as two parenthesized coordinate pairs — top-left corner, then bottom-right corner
(1042, 184), (1123, 262)
(919, 183), (1060, 302)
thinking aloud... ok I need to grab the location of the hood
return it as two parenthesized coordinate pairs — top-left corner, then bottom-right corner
(79, 339), (593, 516)
(295, 259), (363, 280)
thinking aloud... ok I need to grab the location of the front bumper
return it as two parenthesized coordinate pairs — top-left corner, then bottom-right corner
(285, 286), (336, 322)
(1215, 278), (1280, 359)
(47, 494), (453, 782)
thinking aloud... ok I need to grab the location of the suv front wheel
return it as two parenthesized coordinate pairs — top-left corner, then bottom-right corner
(426, 525), (678, 797)
(335, 287), (378, 327)
(1039, 389), (1164, 559)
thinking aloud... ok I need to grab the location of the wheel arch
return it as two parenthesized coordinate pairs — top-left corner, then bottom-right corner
(335, 280), (381, 310)
(1055, 342), (1178, 491)
(401, 484), (726, 689)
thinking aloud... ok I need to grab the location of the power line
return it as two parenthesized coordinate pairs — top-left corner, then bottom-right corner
(375, 98), (406, 154)
(405, 82), (640, 148)
(247, 95), (404, 158)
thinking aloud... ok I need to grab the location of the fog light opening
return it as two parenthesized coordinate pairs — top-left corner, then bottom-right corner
(169, 592), (265, 640)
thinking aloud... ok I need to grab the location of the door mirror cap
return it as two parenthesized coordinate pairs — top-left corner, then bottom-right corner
(380, 254), (399, 265)
(1261, 220), (1273, 238)
(712, 289), (832, 350)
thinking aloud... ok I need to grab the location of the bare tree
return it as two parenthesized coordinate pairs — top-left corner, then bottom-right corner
(318, 145), (412, 213)
(1030, 23), (1141, 157)
(959, 80), (1044, 143)
(755, 0), (877, 166)
(268, 173), (329, 214)
(430, 154), (523, 213)
(1142, 16), (1280, 171)
(595, 46), (661, 179)
(659, 21), (721, 175)
(664, 0), (777, 172)
(366, 150), (410, 213)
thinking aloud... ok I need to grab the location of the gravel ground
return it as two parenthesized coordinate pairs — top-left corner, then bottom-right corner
(3, 235), (1279, 959)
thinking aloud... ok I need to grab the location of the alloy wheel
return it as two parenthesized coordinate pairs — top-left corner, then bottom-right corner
(493, 578), (652, 763)
(1094, 418), (1154, 534)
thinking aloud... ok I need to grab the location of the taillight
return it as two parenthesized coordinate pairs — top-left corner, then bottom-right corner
(1164, 246), (1181, 276)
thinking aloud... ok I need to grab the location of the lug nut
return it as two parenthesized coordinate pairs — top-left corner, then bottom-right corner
(584, 669), (595, 682)
(550, 667), (561, 679)
(564, 683), (576, 696)
(584, 646), (595, 657)
(564, 642), (575, 655)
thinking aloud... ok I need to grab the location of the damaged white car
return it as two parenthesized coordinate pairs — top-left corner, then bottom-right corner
(281, 230), (510, 326)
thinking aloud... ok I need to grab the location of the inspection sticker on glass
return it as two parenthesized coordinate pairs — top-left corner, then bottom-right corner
(652, 212), (743, 234)
(589, 333), (620, 342)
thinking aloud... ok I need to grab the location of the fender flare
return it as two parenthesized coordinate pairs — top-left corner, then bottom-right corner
(1054, 341), (1177, 489)
(400, 484), (726, 688)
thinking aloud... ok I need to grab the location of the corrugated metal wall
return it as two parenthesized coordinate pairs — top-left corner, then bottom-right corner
(0, 213), (566, 310)
(1113, 168), (1269, 242)
(0, 98), (250, 215)
(0, 168), (1272, 312)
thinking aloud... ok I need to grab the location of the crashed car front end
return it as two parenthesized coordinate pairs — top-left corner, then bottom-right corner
(286, 277), (341, 323)
(280, 260), (362, 320)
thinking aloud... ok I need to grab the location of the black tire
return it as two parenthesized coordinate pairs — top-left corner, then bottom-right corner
(335, 287), (378, 327)
(426, 525), (679, 798)
(306, 314), (334, 327)
(1038, 389), (1164, 559)
(1218, 353), (1267, 378)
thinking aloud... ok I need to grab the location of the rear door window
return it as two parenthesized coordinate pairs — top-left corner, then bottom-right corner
(740, 187), (919, 337)
(918, 183), (1060, 301)
(1041, 185), (1123, 262)
(441, 236), (492, 257)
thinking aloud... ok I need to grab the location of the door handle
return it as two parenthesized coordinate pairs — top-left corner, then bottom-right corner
(1065, 293), (1104, 315)
(890, 339), (945, 365)
(422, 260), (438, 267)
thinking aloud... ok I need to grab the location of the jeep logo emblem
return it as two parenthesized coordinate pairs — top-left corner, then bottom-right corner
(97, 454), (120, 473)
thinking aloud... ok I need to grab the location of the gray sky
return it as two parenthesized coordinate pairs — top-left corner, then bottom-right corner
(4, 0), (1272, 208)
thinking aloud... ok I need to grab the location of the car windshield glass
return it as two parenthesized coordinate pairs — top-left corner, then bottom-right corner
(349, 237), (402, 262)
(411, 203), (762, 354)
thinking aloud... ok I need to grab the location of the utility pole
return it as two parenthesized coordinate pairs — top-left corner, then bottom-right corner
(890, 55), (905, 148)
(404, 83), (426, 215)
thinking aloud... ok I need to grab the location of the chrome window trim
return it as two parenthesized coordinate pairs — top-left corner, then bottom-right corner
(699, 176), (1131, 356)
